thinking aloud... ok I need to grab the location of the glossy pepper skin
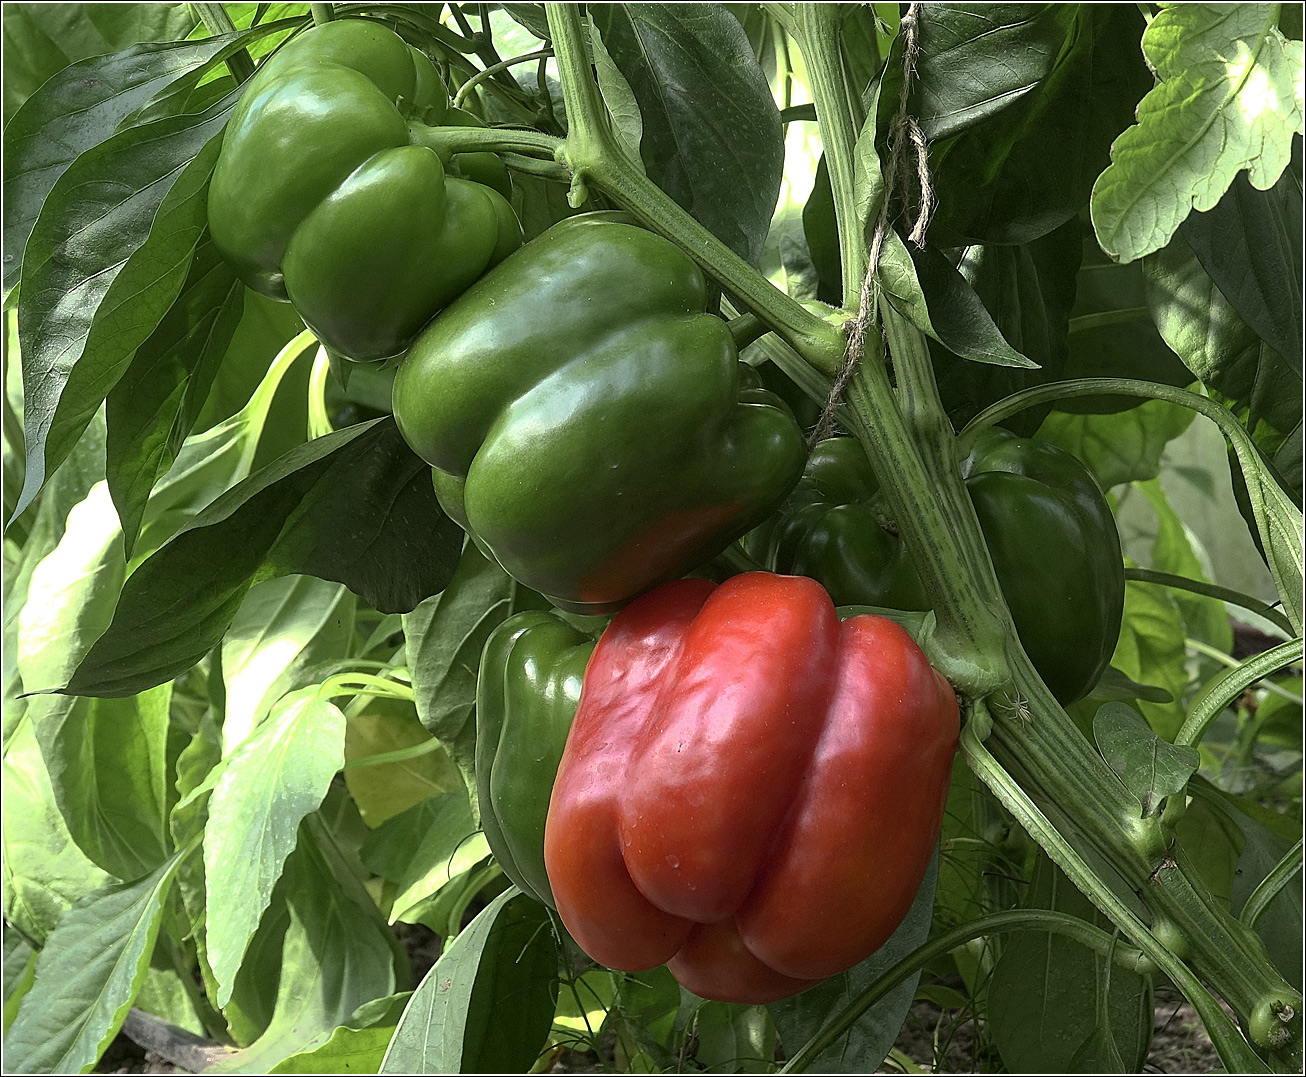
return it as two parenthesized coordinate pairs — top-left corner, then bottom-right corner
(207, 19), (522, 361)
(544, 573), (960, 1004)
(475, 611), (595, 907)
(760, 430), (1124, 703)
(391, 214), (808, 613)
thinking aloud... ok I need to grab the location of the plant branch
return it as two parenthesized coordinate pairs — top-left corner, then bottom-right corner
(192, 2), (256, 82)
(454, 48), (553, 108)
(1126, 567), (1296, 636)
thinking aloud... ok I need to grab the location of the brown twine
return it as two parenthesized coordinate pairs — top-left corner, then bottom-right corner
(807, 3), (934, 450)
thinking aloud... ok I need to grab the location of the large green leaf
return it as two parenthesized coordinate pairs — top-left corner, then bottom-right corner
(65, 418), (462, 698)
(2, 715), (114, 945)
(1143, 230), (1301, 441)
(380, 889), (558, 1073)
(1, 29), (255, 296)
(209, 826), (402, 1072)
(106, 239), (245, 556)
(3, 849), (188, 1074)
(220, 575), (354, 751)
(204, 686), (346, 1007)
(897, 5), (1152, 244)
(1, 3), (198, 116)
(14, 104), (231, 519)
(1091, 3), (1305, 262)
(988, 855), (1153, 1072)
(17, 484), (172, 880)
(1181, 165), (1303, 376)
(588, 4), (783, 266)
(929, 220), (1081, 435)
(1035, 399), (1195, 492)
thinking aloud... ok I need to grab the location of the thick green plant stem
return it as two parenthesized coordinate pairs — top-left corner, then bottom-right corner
(781, 906), (1152, 1073)
(1177, 637), (1304, 748)
(793, 4), (867, 305)
(840, 340), (1009, 695)
(542, 2), (844, 378)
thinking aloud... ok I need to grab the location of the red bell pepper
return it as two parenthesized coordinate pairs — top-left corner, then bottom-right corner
(544, 572), (960, 1004)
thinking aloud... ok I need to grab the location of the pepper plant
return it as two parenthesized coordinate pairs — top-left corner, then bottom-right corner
(2, 2), (1302, 1074)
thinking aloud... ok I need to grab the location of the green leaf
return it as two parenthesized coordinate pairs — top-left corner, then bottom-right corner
(1110, 572), (1189, 741)
(1, 30), (252, 297)
(910, 244), (1038, 368)
(380, 889), (558, 1074)
(343, 700), (462, 829)
(365, 791), (491, 924)
(17, 483), (172, 880)
(1, 3), (199, 115)
(1058, 237), (1195, 416)
(66, 418), (461, 698)
(770, 848), (940, 1072)
(1092, 667), (1176, 705)
(588, 4), (783, 266)
(692, 1002), (776, 1072)
(267, 993), (411, 1074)
(988, 855), (1153, 1073)
(588, 17), (643, 163)
(1188, 780), (1303, 988)
(404, 543), (541, 798)
(107, 239), (245, 556)
(13, 100), (233, 520)
(1091, 3), (1305, 262)
(3, 848), (188, 1074)
(1180, 167), (1303, 375)
(931, 219), (1081, 435)
(220, 575), (354, 751)
(205, 686), (346, 1008)
(209, 826), (401, 1072)
(1143, 229), (1301, 440)
(2, 715), (114, 944)
(3, 926), (38, 1033)
(1135, 477), (1233, 666)
(1093, 702), (1200, 815)
(1035, 399), (1196, 491)
(901, 5), (1153, 244)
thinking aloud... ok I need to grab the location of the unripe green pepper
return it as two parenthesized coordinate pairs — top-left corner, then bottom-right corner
(476, 611), (595, 906)
(392, 213), (808, 613)
(207, 19), (522, 361)
(758, 429), (1125, 703)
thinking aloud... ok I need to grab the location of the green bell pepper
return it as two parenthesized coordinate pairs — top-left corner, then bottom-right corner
(207, 18), (522, 362)
(758, 429), (1125, 703)
(392, 213), (808, 613)
(476, 610), (595, 907)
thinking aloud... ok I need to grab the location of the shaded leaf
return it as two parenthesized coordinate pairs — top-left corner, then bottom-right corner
(380, 889), (558, 1073)
(107, 239), (245, 556)
(770, 849), (939, 1072)
(209, 825), (401, 1072)
(1143, 230), (1301, 440)
(589, 4), (782, 265)
(989, 854), (1152, 1072)
(14, 102), (231, 519)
